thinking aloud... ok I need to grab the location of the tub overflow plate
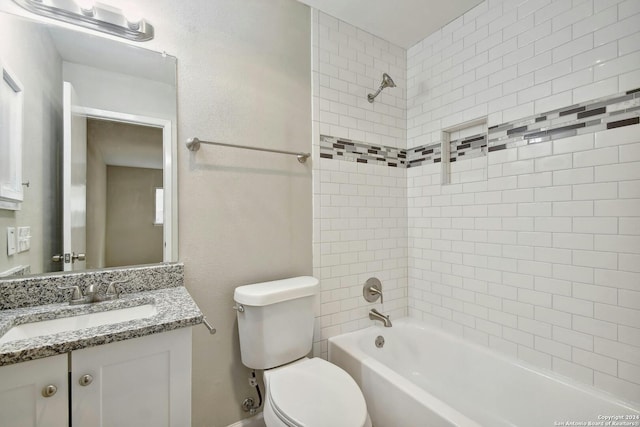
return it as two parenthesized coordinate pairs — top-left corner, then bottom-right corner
(375, 335), (385, 348)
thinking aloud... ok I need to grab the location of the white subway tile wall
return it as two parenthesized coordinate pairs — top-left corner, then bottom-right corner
(315, 11), (407, 149)
(405, 0), (640, 403)
(311, 0), (640, 404)
(312, 158), (408, 357)
(311, 10), (408, 359)
(408, 129), (640, 403)
(407, 0), (640, 145)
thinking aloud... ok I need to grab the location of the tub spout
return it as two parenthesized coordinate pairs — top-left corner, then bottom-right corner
(369, 308), (392, 327)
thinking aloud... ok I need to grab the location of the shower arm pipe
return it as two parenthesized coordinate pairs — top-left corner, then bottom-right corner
(186, 137), (310, 163)
(367, 85), (385, 103)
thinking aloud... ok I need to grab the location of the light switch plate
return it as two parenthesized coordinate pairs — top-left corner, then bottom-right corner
(17, 226), (31, 253)
(7, 227), (16, 256)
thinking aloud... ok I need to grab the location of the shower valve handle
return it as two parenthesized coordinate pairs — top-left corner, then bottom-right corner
(363, 277), (384, 304)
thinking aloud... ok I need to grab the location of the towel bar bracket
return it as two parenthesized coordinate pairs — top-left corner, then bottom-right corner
(203, 316), (216, 335)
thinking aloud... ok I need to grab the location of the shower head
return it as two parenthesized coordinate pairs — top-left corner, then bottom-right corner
(380, 73), (396, 89)
(368, 73), (396, 103)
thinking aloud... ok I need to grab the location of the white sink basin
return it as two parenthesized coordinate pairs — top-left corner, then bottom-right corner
(0, 304), (157, 345)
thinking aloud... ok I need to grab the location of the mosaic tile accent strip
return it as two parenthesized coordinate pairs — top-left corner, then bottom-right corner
(320, 135), (407, 167)
(320, 134), (484, 168)
(449, 134), (487, 163)
(406, 142), (441, 167)
(319, 88), (640, 168)
(487, 88), (640, 152)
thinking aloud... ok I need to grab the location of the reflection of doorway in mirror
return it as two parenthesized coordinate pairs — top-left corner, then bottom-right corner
(85, 119), (163, 269)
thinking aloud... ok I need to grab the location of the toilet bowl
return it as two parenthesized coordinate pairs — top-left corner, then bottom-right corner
(234, 276), (371, 427)
(263, 358), (372, 427)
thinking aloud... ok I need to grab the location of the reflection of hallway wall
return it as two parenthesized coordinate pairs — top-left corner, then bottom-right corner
(86, 133), (107, 269)
(86, 119), (163, 268)
(105, 166), (163, 267)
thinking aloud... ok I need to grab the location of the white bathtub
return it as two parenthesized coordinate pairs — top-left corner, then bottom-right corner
(329, 318), (640, 427)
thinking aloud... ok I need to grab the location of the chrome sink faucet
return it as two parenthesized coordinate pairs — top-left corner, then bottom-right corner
(58, 279), (128, 305)
(369, 308), (392, 327)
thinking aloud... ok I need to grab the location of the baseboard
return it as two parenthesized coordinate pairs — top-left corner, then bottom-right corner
(225, 412), (264, 427)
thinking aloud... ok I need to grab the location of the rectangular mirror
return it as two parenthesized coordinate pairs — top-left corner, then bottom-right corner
(0, 8), (177, 278)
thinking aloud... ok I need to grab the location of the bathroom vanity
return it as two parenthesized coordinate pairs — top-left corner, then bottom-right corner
(0, 263), (202, 427)
(1, 329), (191, 427)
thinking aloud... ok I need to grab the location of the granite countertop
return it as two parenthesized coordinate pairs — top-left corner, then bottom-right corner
(0, 286), (203, 366)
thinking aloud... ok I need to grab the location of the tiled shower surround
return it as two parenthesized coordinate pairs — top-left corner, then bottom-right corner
(312, 0), (640, 404)
(311, 8), (409, 360)
(406, 119), (640, 404)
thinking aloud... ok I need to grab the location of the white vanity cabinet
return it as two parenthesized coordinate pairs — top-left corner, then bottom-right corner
(0, 354), (69, 427)
(0, 327), (192, 427)
(71, 327), (192, 427)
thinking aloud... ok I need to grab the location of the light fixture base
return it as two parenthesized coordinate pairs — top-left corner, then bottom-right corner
(12, 0), (154, 42)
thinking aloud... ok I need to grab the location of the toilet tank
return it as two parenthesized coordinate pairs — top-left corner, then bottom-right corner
(234, 276), (319, 369)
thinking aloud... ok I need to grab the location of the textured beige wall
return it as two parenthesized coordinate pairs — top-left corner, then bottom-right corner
(105, 166), (163, 267)
(93, 1), (313, 425)
(1, 0), (311, 424)
(177, 4), (312, 425)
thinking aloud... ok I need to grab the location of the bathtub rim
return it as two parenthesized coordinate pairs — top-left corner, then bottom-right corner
(328, 317), (640, 414)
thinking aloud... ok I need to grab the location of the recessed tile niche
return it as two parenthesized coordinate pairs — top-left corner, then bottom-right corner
(441, 119), (488, 186)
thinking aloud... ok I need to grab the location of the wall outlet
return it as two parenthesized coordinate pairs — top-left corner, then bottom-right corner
(6, 227), (16, 256)
(17, 226), (31, 253)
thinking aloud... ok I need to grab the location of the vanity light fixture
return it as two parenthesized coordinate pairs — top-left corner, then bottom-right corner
(123, 6), (142, 30)
(11, 0), (154, 41)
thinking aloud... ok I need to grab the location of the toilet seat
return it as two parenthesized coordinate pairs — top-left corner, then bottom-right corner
(266, 358), (369, 427)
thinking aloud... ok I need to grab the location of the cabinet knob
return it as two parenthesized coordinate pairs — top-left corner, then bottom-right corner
(42, 384), (58, 397)
(79, 374), (93, 386)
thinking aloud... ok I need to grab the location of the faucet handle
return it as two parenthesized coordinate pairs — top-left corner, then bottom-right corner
(57, 285), (89, 305)
(369, 286), (383, 304)
(105, 279), (129, 298)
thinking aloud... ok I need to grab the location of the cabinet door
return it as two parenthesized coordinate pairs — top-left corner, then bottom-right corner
(71, 328), (192, 427)
(0, 354), (68, 427)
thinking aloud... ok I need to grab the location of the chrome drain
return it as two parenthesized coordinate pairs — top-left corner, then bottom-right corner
(375, 335), (385, 348)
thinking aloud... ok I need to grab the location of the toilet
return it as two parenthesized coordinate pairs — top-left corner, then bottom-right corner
(234, 276), (372, 427)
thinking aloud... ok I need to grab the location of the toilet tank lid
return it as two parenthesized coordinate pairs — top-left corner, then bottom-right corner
(234, 276), (319, 306)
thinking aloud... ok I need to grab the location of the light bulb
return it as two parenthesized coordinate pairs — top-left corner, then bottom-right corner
(123, 6), (142, 30)
(76, 0), (96, 16)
